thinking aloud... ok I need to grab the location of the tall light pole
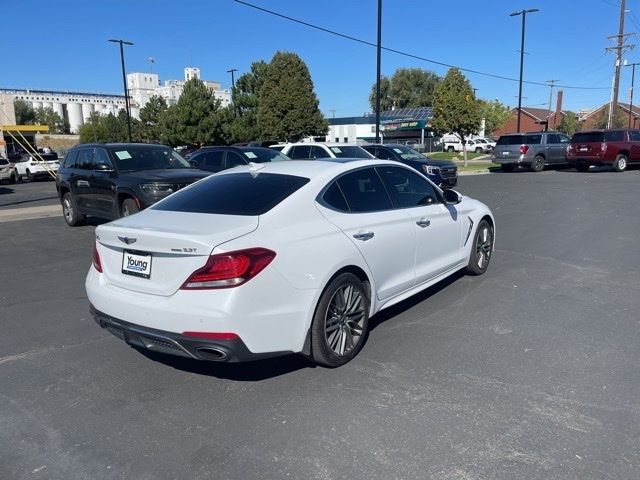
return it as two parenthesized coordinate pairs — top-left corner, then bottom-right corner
(375, 0), (382, 144)
(510, 8), (538, 133)
(108, 39), (134, 142)
(626, 62), (640, 127)
(227, 68), (238, 117)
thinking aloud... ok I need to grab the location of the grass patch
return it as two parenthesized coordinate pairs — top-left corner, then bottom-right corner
(455, 162), (501, 172)
(426, 152), (486, 161)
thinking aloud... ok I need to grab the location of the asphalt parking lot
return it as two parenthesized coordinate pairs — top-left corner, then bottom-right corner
(1, 169), (639, 480)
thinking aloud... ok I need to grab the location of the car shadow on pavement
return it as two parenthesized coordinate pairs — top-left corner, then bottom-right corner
(136, 348), (315, 381)
(368, 270), (466, 332)
(0, 186), (15, 195)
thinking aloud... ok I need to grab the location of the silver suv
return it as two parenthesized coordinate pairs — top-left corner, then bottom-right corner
(493, 131), (571, 172)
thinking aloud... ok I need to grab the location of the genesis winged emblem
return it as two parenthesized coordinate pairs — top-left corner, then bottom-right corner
(118, 236), (137, 245)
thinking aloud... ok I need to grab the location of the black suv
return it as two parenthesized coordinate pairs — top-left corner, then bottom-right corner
(188, 146), (289, 173)
(362, 144), (458, 188)
(56, 143), (210, 226)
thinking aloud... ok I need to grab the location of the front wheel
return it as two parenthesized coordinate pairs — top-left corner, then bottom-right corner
(447, 146), (455, 153)
(612, 154), (627, 172)
(310, 273), (370, 367)
(466, 219), (494, 276)
(121, 198), (140, 217)
(530, 155), (545, 172)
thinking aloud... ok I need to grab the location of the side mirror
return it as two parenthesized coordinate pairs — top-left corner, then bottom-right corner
(94, 163), (114, 172)
(442, 189), (462, 205)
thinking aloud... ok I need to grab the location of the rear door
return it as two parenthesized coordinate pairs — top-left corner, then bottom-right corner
(629, 130), (640, 162)
(545, 133), (563, 164)
(73, 148), (94, 209)
(89, 147), (118, 216)
(318, 167), (416, 300)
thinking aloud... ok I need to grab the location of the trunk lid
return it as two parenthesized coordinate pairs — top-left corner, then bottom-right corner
(95, 209), (258, 296)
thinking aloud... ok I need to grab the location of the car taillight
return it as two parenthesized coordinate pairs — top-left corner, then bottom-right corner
(93, 242), (103, 272)
(182, 331), (240, 340)
(519, 145), (529, 155)
(181, 247), (276, 289)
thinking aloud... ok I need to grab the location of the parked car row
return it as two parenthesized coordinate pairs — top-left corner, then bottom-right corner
(493, 128), (640, 173)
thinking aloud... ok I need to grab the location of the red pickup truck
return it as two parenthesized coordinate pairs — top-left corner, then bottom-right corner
(567, 128), (640, 172)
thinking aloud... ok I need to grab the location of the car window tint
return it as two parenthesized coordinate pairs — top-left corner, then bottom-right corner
(496, 135), (524, 145)
(377, 166), (438, 208)
(524, 134), (542, 144)
(559, 134), (571, 143)
(76, 149), (94, 170)
(63, 150), (79, 168)
(93, 148), (112, 167)
(202, 151), (225, 172)
(329, 146), (372, 158)
(572, 132), (604, 143)
(630, 130), (640, 141)
(547, 134), (560, 144)
(337, 168), (393, 213)
(604, 130), (624, 141)
(375, 148), (395, 160)
(288, 146), (311, 159)
(321, 182), (349, 212)
(226, 152), (246, 168)
(309, 146), (328, 159)
(153, 173), (309, 216)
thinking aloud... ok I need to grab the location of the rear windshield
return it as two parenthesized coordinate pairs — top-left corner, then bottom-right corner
(112, 146), (191, 172)
(328, 146), (372, 158)
(153, 172), (309, 216)
(496, 135), (524, 145)
(241, 148), (289, 163)
(571, 132), (605, 143)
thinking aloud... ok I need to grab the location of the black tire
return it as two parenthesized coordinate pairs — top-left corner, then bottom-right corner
(447, 146), (455, 153)
(501, 164), (515, 172)
(62, 192), (85, 227)
(9, 172), (16, 184)
(576, 163), (589, 172)
(310, 273), (370, 367)
(466, 219), (494, 276)
(530, 155), (545, 172)
(26, 170), (33, 182)
(121, 198), (140, 217)
(475, 147), (483, 153)
(612, 154), (628, 172)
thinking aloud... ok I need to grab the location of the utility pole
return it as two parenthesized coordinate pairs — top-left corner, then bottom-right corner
(108, 39), (134, 142)
(375, 0), (382, 144)
(546, 79), (559, 128)
(606, 0), (634, 128)
(510, 8), (539, 133)
(625, 62), (640, 127)
(227, 68), (238, 117)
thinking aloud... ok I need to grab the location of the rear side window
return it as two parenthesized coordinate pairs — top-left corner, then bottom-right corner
(572, 132), (604, 143)
(496, 135), (525, 145)
(309, 146), (329, 159)
(288, 146), (311, 159)
(329, 146), (372, 158)
(153, 172), (309, 216)
(630, 130), (640, 141)
(604, 130), (625, 142)
(321, 182), (349, 212)
(523, 134), (542, 144)
(337, 168), (393, 213)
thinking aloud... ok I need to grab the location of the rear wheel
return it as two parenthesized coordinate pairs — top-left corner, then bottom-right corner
(612, 154), (627, 172)
(62, 192), (85, 226)
(466, 219), (493, 276)
(447, 146), (455, 153)
(501, 164), (515, 172)
(121, 198), (140, 217)
(530, 155), (545, 172)
(310, 273), (370, 367)
(9, 172), (16, 184)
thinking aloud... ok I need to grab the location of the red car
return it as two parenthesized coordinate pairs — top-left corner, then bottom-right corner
(567, 128), (640, 172)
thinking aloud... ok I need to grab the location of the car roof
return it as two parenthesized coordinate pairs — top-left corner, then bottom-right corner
(285, 142), (364, 147)
(218, 158), (394, 179)
(72, 143), (171, 149)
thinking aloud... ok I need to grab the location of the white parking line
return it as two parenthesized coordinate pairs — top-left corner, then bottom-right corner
(0, 205), (61, 223)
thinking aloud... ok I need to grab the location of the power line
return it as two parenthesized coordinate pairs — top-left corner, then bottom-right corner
(233, 0), (608, 91)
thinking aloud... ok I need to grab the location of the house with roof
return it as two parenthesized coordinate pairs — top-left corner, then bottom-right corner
(492, 91), (566, 138)
(580, 102), (640, 129)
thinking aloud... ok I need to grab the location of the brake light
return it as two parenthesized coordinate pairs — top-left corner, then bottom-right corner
(182, 331), (240, 340)
(181, 247), (276, 289)
(93, 242), (103, 272)
(519, 145), (529, 155)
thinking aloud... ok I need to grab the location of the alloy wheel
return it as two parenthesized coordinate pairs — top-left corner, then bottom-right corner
(476, 225), (493, 269)
(324, 284), (366, 356)
(63, 197), (73, 223)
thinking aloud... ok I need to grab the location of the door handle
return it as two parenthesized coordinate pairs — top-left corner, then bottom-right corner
(416, 218), (431, 228)
(353, 232), (374, 241)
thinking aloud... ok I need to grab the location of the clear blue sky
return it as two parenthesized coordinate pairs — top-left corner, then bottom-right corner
(3, 0), (637, 117)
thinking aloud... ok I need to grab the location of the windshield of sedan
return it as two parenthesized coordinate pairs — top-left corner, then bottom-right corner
(153, 172), (310, 215)
(390, 146), (424, 160)
(113, 146), (191, 172)
(328, 146), (373, 158)
(241, 148), (290, 163)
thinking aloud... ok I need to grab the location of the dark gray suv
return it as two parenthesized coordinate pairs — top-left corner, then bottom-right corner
(493, 132), (571, 172)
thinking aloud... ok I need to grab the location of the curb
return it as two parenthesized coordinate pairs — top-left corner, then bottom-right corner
(0, 205), (61, 223)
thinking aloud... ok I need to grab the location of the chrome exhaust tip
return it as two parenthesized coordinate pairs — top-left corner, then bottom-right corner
(195, 347), (229, 362)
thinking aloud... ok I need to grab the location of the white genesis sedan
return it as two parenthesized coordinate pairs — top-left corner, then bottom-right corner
(87, 159), (494, 367)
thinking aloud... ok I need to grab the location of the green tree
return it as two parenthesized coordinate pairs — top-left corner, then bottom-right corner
(139, 95), (168, 142)
(34, 107), (67, 134)
(78, 110), (135, 143)
(257, 51), (327, 142)
(227, 60), (269, 143)
(369, 68), (441, 111)
(14, 99), (36, 124)
(432, 68), (481, 166)
(554, 111), (582, 136)
(591, 105), (626, 129)
(159, 77), (226, 146)
(478, 99), (511, 137)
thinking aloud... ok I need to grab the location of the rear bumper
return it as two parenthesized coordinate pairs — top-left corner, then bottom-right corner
(567, 156), (612, 166)
(91, 305), (292, 362)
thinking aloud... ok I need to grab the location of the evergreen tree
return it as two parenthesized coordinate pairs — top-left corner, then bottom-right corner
(227, 60), (268, 142)
(139, 95), (168, 142)
(159, 77), (226, 146)
(432, 68), (481, 166)
(257, 51), (327, 142)
(369, 68), (441, 111)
